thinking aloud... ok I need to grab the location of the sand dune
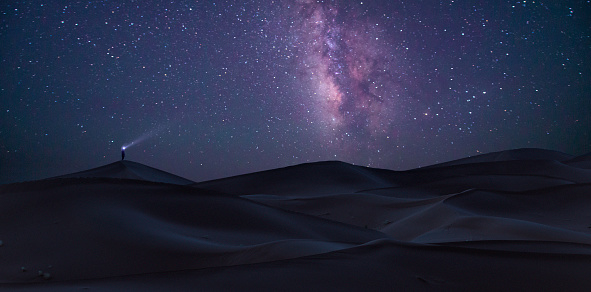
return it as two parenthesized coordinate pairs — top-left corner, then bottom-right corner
(563, 153), (591, 169)
(421, 148), (575, 168)
(4, 239), (591, 291)
(0, 179), (383, 283)
(55, 161), (195, 185)
(1, 148), (591, 291)
(194, 160), (395, 196)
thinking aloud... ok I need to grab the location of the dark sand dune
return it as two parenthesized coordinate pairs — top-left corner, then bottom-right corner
(196, 150), (591, 197)
(2, 148), (591, 291)
(421, 148), (575, 169)
(5, 239), (591, 291)
(563, 152), (591, 169)
(55, 161), (195, 185)
(194, 160), (395, 196)
(0, 179), (383, 283)
(397, 159), (591, 188)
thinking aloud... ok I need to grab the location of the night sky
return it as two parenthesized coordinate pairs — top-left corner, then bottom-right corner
(1, 1), (590, 184)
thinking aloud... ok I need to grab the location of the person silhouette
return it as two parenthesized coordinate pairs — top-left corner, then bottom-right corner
(121, 147), (126, 160)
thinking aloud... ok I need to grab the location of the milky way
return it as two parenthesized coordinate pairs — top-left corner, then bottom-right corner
(290, 1), (403, 140)
(1, 1), (590, 183)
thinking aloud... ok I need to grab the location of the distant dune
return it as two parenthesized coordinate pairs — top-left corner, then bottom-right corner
(1, 148), (590, 291)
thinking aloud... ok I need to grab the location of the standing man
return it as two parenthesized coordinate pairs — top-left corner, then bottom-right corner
(121, 146), (126, 160)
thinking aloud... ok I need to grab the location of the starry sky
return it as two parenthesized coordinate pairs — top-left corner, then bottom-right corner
(1, 0), (590, 184)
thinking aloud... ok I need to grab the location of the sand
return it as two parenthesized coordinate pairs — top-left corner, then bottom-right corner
(1, 148), (590, 291)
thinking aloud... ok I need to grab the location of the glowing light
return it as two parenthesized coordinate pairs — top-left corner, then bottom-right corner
(121, 124), (168, 150)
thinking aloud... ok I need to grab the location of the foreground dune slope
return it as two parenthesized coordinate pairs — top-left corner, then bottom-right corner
(4, 239), (591, 291)
(0, 178), (385, 283)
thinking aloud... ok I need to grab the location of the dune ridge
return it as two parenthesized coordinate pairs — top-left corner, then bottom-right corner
(55, 161), (195, 185)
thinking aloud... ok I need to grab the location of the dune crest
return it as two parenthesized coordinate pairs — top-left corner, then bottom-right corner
(54, 160), (195, 185)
